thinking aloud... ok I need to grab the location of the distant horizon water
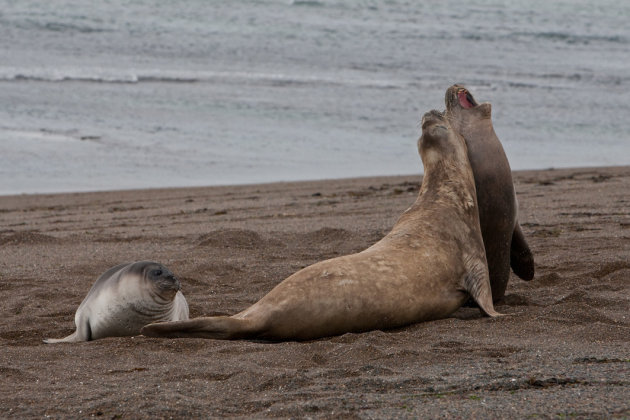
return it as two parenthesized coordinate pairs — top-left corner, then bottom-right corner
(1, 0), (629, 195)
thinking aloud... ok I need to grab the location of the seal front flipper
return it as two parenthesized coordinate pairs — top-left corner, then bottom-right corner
(461, 258), (502, 317)
(510, 222), (535, 281)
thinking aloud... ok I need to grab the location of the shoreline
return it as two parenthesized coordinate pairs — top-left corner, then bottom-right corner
(1, 165), (629, 418)
(3, 164), (630, 198)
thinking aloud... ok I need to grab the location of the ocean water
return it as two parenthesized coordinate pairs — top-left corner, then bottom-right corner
(1, 0), (629, 195)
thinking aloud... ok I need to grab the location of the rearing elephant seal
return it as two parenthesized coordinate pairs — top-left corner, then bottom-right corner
(141, 110), (500, 341)
(445, 84), (535, 303)
(44, 261), (189, 343)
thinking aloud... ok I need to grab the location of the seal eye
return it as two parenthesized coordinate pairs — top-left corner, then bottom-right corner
(151, 269), (163, 277)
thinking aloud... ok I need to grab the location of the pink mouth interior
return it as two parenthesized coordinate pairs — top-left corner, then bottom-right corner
(458, 91), (475, 109)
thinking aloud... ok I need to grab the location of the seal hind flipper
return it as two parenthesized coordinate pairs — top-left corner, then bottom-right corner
(510, 223), (535, 281)
(43, 330), (81, 344)
(43, 318), (92, 344)
(141, 316), (260, 340)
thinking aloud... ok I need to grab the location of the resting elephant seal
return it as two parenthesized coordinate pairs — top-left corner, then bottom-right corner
(445, 84), (535, 303)
(141, 110), (500, 341)
(44, 261), (189, 343)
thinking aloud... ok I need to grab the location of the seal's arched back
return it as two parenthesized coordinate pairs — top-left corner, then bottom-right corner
(142, 110), (499, 341)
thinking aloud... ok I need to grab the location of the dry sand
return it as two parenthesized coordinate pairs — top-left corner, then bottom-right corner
(1, 166), (629, 419)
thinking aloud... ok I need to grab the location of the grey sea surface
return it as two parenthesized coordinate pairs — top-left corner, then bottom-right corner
(1, 0), (629, 195)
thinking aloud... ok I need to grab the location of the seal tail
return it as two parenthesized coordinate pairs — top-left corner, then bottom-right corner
(510, 223), (535, 281)
(141, 316), (261, 340)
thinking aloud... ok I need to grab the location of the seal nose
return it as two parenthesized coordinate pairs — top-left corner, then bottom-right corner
(421, 109), (444, 128)
(167, 274), (181, 291)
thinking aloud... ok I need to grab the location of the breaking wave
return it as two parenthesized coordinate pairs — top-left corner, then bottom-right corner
(0, 67), (404, 89)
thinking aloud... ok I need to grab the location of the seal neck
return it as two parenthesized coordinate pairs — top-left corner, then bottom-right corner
(418, 159), (477, 214)
(446, 103), (492, 135)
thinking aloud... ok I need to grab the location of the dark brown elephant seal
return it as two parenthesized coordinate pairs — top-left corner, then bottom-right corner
(141, 110), (500, 341)
(445, 84), (535, 303)
(44, 261), (189, 343)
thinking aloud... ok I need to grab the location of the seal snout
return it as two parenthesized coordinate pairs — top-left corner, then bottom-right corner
(172, 275), (182, 291)
(457, 87), (478, 109)
(147, 264), (182, 292)
(164, 273), (182, 291)
(421, 109), (445, 129)
(445, 84), (478, 111)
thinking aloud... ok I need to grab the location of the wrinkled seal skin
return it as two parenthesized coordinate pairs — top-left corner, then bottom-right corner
(445, 84), (535, 303)
(44, 261), (189, 343)
(141, 110), (500, 342)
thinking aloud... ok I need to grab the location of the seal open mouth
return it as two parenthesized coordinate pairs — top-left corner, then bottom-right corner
(457, 88), (478, 109)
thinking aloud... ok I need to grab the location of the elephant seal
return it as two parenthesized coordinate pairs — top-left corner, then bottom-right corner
(141, 110), (500, 342)
(44, 261), (189, 343)
(445, 84), (535, 303)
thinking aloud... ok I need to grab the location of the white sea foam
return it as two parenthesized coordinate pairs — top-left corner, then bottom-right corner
(0, 66), (405, 89)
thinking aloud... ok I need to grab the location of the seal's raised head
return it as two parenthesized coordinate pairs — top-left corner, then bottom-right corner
(418, 109), (469, 174)
(420, 109), (447, 132)
(445, 84), (491, 128)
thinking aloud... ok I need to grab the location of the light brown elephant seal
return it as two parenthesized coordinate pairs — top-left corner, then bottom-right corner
(445, 84), (535, 303)
(44, 261), (189, 343)
(141, 110), (500, 341)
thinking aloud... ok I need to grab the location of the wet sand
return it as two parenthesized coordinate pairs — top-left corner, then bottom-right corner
(1, 166), (629, 418)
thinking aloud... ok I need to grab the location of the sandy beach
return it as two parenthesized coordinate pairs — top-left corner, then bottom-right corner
(0, 166), (628, 419)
